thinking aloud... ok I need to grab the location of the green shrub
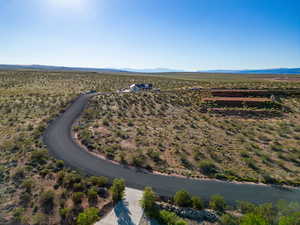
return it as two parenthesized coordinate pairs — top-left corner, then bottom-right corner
(32, 213), (47, 225)
(141, 187), (157, 215)
(87, 176), (108, 187)
(209, 194), (226, 212)
(0, 165), (5, 180)
(77, 207), (99, 225)
(102, 119), (109, 126)
(240, 213), (268, 225)
(191, 196), (204, 210)
(174, 190), (192, 207)
(12, 167), (25, 182)
(159, 210), (187, 225)
(131, 155), (143, 167)
(20, 215), (30, 225)
(20, 192), (31, 206)
(219, 214), (239, 225)
(87, 188), (98, 202)
(110, 178), (125, 203)
(72, 192), (84, 204)
(59, 207), (72, 219)
(40, 190), (55, 214)
(63, 172), (82, 189)
(198, 160), (217, 175)
(55, 160), (64, 169)
(13, 207), (25, 221)
(237, 201), (256, 214)
(278, 212), (300, 225)
(22, 178), (35, 192)
(73, 182), (85, 192)
(31, 150), (48, 164)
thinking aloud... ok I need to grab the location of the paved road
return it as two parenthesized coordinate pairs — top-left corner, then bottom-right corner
(43, 93), (300, 204)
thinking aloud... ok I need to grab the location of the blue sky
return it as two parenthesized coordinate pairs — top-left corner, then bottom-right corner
(0, 0), (299, 70)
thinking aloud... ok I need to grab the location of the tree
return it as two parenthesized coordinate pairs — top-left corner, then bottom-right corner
(159, 210), (187, 225)
(240, 213), (268, 225)
(141, 187), (157, 214)
(59, 207), (73, 225)
(278, 212), (300, 225)
(87, 176), (108, 187)
(110, 178), (125, 203)
(22, 178), (35, 192)
(30, 150), (48, 164)
(174, 190), (192, 207)
(191, 196), (204, 210)
(219, 214), (239, 225)
(198, 160), (217, 175)
(237, 200), (256, 214)
(32, 213), (47, 225)
(12, 207), (25, 222)
(87, 188), (98, 202)
(209, 194), (226, 212)
(72, 192), (84, 204)
(77, 207), (99, 225)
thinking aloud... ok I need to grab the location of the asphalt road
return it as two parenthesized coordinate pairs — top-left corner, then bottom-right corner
(43, 93), (300, 204)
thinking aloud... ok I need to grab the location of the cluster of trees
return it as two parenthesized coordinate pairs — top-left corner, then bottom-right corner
(141, 187), (300, 225)
(141, 187), (188, 225)
(220, 200), (300, 225)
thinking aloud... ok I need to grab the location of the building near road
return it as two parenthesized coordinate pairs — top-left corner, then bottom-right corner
(129, 83), (153, 92)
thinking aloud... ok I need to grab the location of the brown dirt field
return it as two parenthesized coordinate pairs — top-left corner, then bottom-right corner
(203, 97), (271, 102)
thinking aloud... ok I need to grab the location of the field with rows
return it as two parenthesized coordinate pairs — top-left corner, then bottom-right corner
(76, 85), (300, 186)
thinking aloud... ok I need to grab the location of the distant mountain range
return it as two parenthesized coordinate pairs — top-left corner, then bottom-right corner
(0, 64), (127, 73)
(202, 68), (300, 74)
(122, 68), (186, 73)
(0, 64), (300, 75)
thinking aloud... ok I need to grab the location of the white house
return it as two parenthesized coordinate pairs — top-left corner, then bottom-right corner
(129, 83), (153, 92)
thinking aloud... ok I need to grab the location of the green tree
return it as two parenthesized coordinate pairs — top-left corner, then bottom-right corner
(279, 212), (300, 225)
(209, 194), (226, 212)
(59, 207), (73, 224)
(87, 176), (108, 187)
(77, 207), (99, 225)
(237, 201), (256, 214)
(174, 190), (192, 207)
(198, 160), (217, 175)
(30, 150), (48, 164)
(141, 187), (157, 214)
(12, 207), (25, 222)
(191, 196), (204, 210)
(255, 203), (276, 224)
(159, 210), (187, 225)
(87, 188), (98, 202)
(32, 213), (47, 225)
(240, 213), (268, 225)
(110, 178), (125, 203)
(219, 214), (239, 225)
(72, 192), (84, 204)
(22, 178), (35, 192)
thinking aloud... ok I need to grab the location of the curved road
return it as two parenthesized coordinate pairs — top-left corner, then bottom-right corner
(43, 93), (300, 204)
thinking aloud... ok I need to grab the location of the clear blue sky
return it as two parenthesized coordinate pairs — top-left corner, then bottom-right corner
(0, 0), (299, 70)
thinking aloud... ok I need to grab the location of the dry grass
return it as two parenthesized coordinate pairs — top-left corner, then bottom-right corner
(76, 90), (300, 186)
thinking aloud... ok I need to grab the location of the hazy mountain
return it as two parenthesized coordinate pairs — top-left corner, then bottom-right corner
(122, 68), (186, 73)
(0, 64), (128, 73)
(1, 64), (300, 75)
(201, 68), (300, 74)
